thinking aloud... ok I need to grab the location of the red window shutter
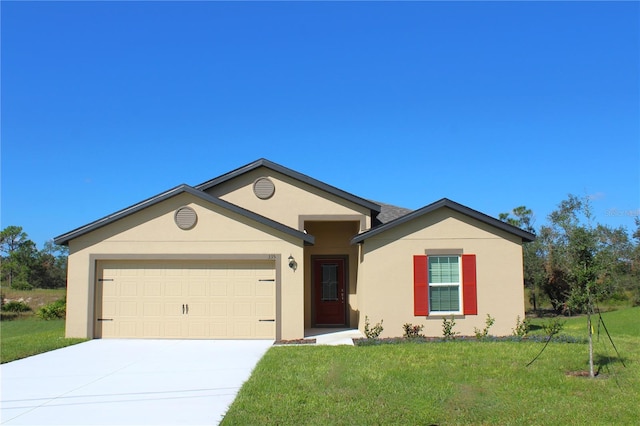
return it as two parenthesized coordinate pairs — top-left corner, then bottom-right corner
(462, 254), (478, 315)
(413, 255), (429, 316)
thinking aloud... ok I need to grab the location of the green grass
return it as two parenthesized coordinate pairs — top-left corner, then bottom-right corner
(529, 307), (640, 339)
(0, 316), (86, 363)
(222, 307), (639, 425)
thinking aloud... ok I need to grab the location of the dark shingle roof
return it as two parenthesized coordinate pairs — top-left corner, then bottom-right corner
(372, 201), (413, 225)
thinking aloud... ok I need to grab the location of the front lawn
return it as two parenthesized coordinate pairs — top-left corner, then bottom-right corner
(0, 317), (86, 363)
(222, 308), (639, 425)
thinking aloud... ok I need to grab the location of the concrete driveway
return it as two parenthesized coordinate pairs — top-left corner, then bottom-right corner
(1, 339), (272, 425)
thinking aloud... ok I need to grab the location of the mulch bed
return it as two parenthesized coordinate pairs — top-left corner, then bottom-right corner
(274, 338), (316, 345)
(565, 370), (603, 378)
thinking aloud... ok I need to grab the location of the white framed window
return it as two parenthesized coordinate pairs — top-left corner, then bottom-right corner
(428, 256), (462, 314)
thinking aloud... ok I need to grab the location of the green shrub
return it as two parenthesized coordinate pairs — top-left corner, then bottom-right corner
(512, 315), (530, 337)
(473, 314), (495, 339)
(11, 280), (34, 290)
(442, 316), (459, 339)
(1, 300), (32, 313)
(364, 316), (384, 339)
(402, 323), (424, 338)
(36, 298), (66, 320)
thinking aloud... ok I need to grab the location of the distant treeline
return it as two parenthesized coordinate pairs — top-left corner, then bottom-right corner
(1, 226), (67, 290)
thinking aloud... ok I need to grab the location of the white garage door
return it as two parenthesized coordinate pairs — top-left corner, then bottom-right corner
(94, 260), (276, 339)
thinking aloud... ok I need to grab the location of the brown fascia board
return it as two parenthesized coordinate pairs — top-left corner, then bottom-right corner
(54, 184), (314, 246)
(195, 158), (382, 213)
(351, 198), (536, 244)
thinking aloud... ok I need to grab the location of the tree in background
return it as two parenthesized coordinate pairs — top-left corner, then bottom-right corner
(0, 226), (68, 289)
(502, 196), (638, 314)
(32, 241), (68, 288)
(0, 226), (34, 289)
(499, 206), (545, 312)
(630, 218), (640, 305)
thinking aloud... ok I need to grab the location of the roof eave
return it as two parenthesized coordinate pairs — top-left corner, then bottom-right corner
(53, 184), (192, 245)
(54, 184), (314, 246)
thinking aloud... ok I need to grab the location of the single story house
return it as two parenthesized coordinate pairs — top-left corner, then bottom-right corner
(55, 158), (534, 340)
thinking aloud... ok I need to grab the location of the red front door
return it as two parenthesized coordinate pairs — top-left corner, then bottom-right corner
(313, 258), (346, 326)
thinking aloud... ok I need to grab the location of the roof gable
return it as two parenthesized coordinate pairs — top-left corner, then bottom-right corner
(351, 198), (535, 244)
(54, 184), (314, 246)
(196, 159), (381, 213)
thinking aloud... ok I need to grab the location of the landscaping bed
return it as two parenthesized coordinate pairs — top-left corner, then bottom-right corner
(274, 338), (316, 345)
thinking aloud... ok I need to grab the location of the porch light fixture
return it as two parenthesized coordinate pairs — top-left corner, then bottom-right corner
(288, 255), (297, 271)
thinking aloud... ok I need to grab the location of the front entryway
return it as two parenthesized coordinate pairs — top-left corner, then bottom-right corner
(312, 257), (347, 326)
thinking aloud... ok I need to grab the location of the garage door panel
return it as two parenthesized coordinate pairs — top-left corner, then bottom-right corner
(143, 302), (162, 316)
(120, 301), (138, 317)
(144, 268), (163, 277)
(187, 301), (208, 317)
(256, 322), (275, 338)
(118, 322), (137, 337)
(233, 302), (252, 317)
(120, 282), (138, 297)
(165, 268), (183, 277)
(234, 282), (252, 296)
(256, 284), (274, 297)
(164, 303), (182, 317)
(119, 268), (140, 278)
(143, 322), (162, 337)
(100, 321), (115, 337)
(102, 301), (117, 317)
(164, 283), (185, 297)
(210, 302), (227, 316)
(187, 322), (207, 337)
(233, 323), (252, 337)
(144, 282), (162, 296)
(255, 302), (274, 317)
(164, 321), (182, 337)
(96, 260), (276, 339)
(211, 283), (228, 296)
(188, 281), (207, 297)
(210, 322), (227, 336)
(102, 281), (119, 297)
(188, 268), (209, 277)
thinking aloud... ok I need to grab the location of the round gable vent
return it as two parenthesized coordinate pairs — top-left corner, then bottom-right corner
(253, 177), (275, 200)
(174, 206), (197, 230)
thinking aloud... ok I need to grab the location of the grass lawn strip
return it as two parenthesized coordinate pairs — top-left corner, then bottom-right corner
(222, 308), (639, 425)
(0, 317), (86, 363)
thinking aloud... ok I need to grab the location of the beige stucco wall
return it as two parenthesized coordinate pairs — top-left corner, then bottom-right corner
(358, 207), (525, 337)
(65, 192), (305, 340)
(204, 167), (372, 231)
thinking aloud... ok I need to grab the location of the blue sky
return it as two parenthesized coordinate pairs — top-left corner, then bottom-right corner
(2, 1), (639, 248)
